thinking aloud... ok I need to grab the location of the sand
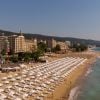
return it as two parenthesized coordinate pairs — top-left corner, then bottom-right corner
(44, 53), (97, 100)
(0, 52), (97, 100)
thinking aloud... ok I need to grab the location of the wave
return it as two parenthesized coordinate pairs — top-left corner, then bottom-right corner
(97, 56), (100, 58)
(85, 68), (93, 77)
(68, 69), (93, 100)
(68, 86), (80, 100)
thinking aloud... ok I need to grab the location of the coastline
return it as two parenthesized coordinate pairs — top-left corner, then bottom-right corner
(0, 52), (97, 100)
(45, 52), (97, 100)
(67, 53), (97, 100)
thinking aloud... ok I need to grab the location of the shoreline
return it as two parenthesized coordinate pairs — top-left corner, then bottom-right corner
(68, 66), (94, 100)
(68, 86), (80, 100)
(45, 52), (97, 100)
(0, 52), (98, 100)
(67, 54), (97, 100)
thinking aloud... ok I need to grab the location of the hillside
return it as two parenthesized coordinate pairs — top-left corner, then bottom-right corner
(0, 29), (100, 46)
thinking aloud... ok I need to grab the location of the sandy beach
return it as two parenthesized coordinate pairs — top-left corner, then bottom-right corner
(0, 52), (97, 100)
(44, 52), (97, 100)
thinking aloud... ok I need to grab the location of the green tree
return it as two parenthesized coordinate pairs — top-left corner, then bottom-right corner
(18, 52), (24, 61)
(32, 50), (41, 62)
(24, 52), (31, 62)
(52, 44), (61, 53)
(37, 42), (47, 53)
(8, 50), (14, 55)
(55, 44), (61, 51)
(70, 43), (88, 52)
(1, 49), (6, 55)
(10, 56), (18, 63)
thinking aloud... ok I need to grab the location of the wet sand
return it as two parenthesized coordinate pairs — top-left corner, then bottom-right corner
(45, 53), (97, 100)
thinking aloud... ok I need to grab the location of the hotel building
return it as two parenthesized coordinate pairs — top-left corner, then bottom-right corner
(25, 38), (37, 52)
(46, 38), (68, 51)
(8, 32), (26, 53)
(8, 32), (37, 53)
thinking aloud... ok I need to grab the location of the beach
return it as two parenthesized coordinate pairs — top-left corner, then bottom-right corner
(0, 52), (97, 100)
(67, 53), (97, 100)
(45, 52), (97, 100)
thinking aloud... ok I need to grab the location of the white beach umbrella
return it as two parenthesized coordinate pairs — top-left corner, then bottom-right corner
(0, 83), (3, 87)
(8, 75), (13, 78)
(30, 76), (35, 79)
(22, 93), (28, 98)
(36, 96), (44, 100)
(24, 85), (29, 88)
(30, 82), (34, 85)
(0, 89), (4, 92)
(41, 84), (47, 88)
(20, 80), (25, 83)
(30, 90), (35, 93)
(14, 73), (18, 76)
(25, 78), (30, 81)
(15, 97), (22, 100)
(7, 85), (12, 89)
(29, 73), (33, 76)
(36, 86), (42, 90)
(1, 77), (7, 81)
(10, 78), (16, 82)
(14, 83), (19, 86)
(22, 74), (26, 77)
(17, 87), (22, 91)
(16, 77), (21, 80)
(4, 80), (9, 84)
(0, 94), (7, 99)
(10, 90), (15, 95)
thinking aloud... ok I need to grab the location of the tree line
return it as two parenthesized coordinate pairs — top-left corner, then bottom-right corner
(0, 42), (62, 63)
(69, 43), (88, 52)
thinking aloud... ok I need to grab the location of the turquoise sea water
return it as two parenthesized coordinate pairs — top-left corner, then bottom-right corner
(92, 47), (100, 51)
(76, 48), (100, 100)
(76, 58), (100, 100)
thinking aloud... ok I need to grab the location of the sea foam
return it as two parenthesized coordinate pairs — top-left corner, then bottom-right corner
(68, 86), (80, 100)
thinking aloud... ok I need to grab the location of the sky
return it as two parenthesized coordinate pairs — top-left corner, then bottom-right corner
(0, 0), (100, 40)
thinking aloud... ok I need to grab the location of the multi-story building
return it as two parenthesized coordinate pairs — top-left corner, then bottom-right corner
(46, 38), (68, 50)
(0, 36), (6, 53)
(8, 33), (26, 53)
(15, 35), (26, 53)
(46, 38), (56, 49)
(56, 41), (68, 50)
(8, 35), (17, 53)
(65, 41), (71, 47)
(0, 34), (9, 53)
(8, 31), (37, 53)
(25, 38), (37, 52)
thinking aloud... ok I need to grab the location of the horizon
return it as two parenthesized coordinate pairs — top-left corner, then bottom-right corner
(0, 0), (100, 40)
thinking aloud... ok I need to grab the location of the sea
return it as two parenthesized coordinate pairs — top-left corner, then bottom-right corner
(68, 47), (100, 100)
(92, 47), (100, 52)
